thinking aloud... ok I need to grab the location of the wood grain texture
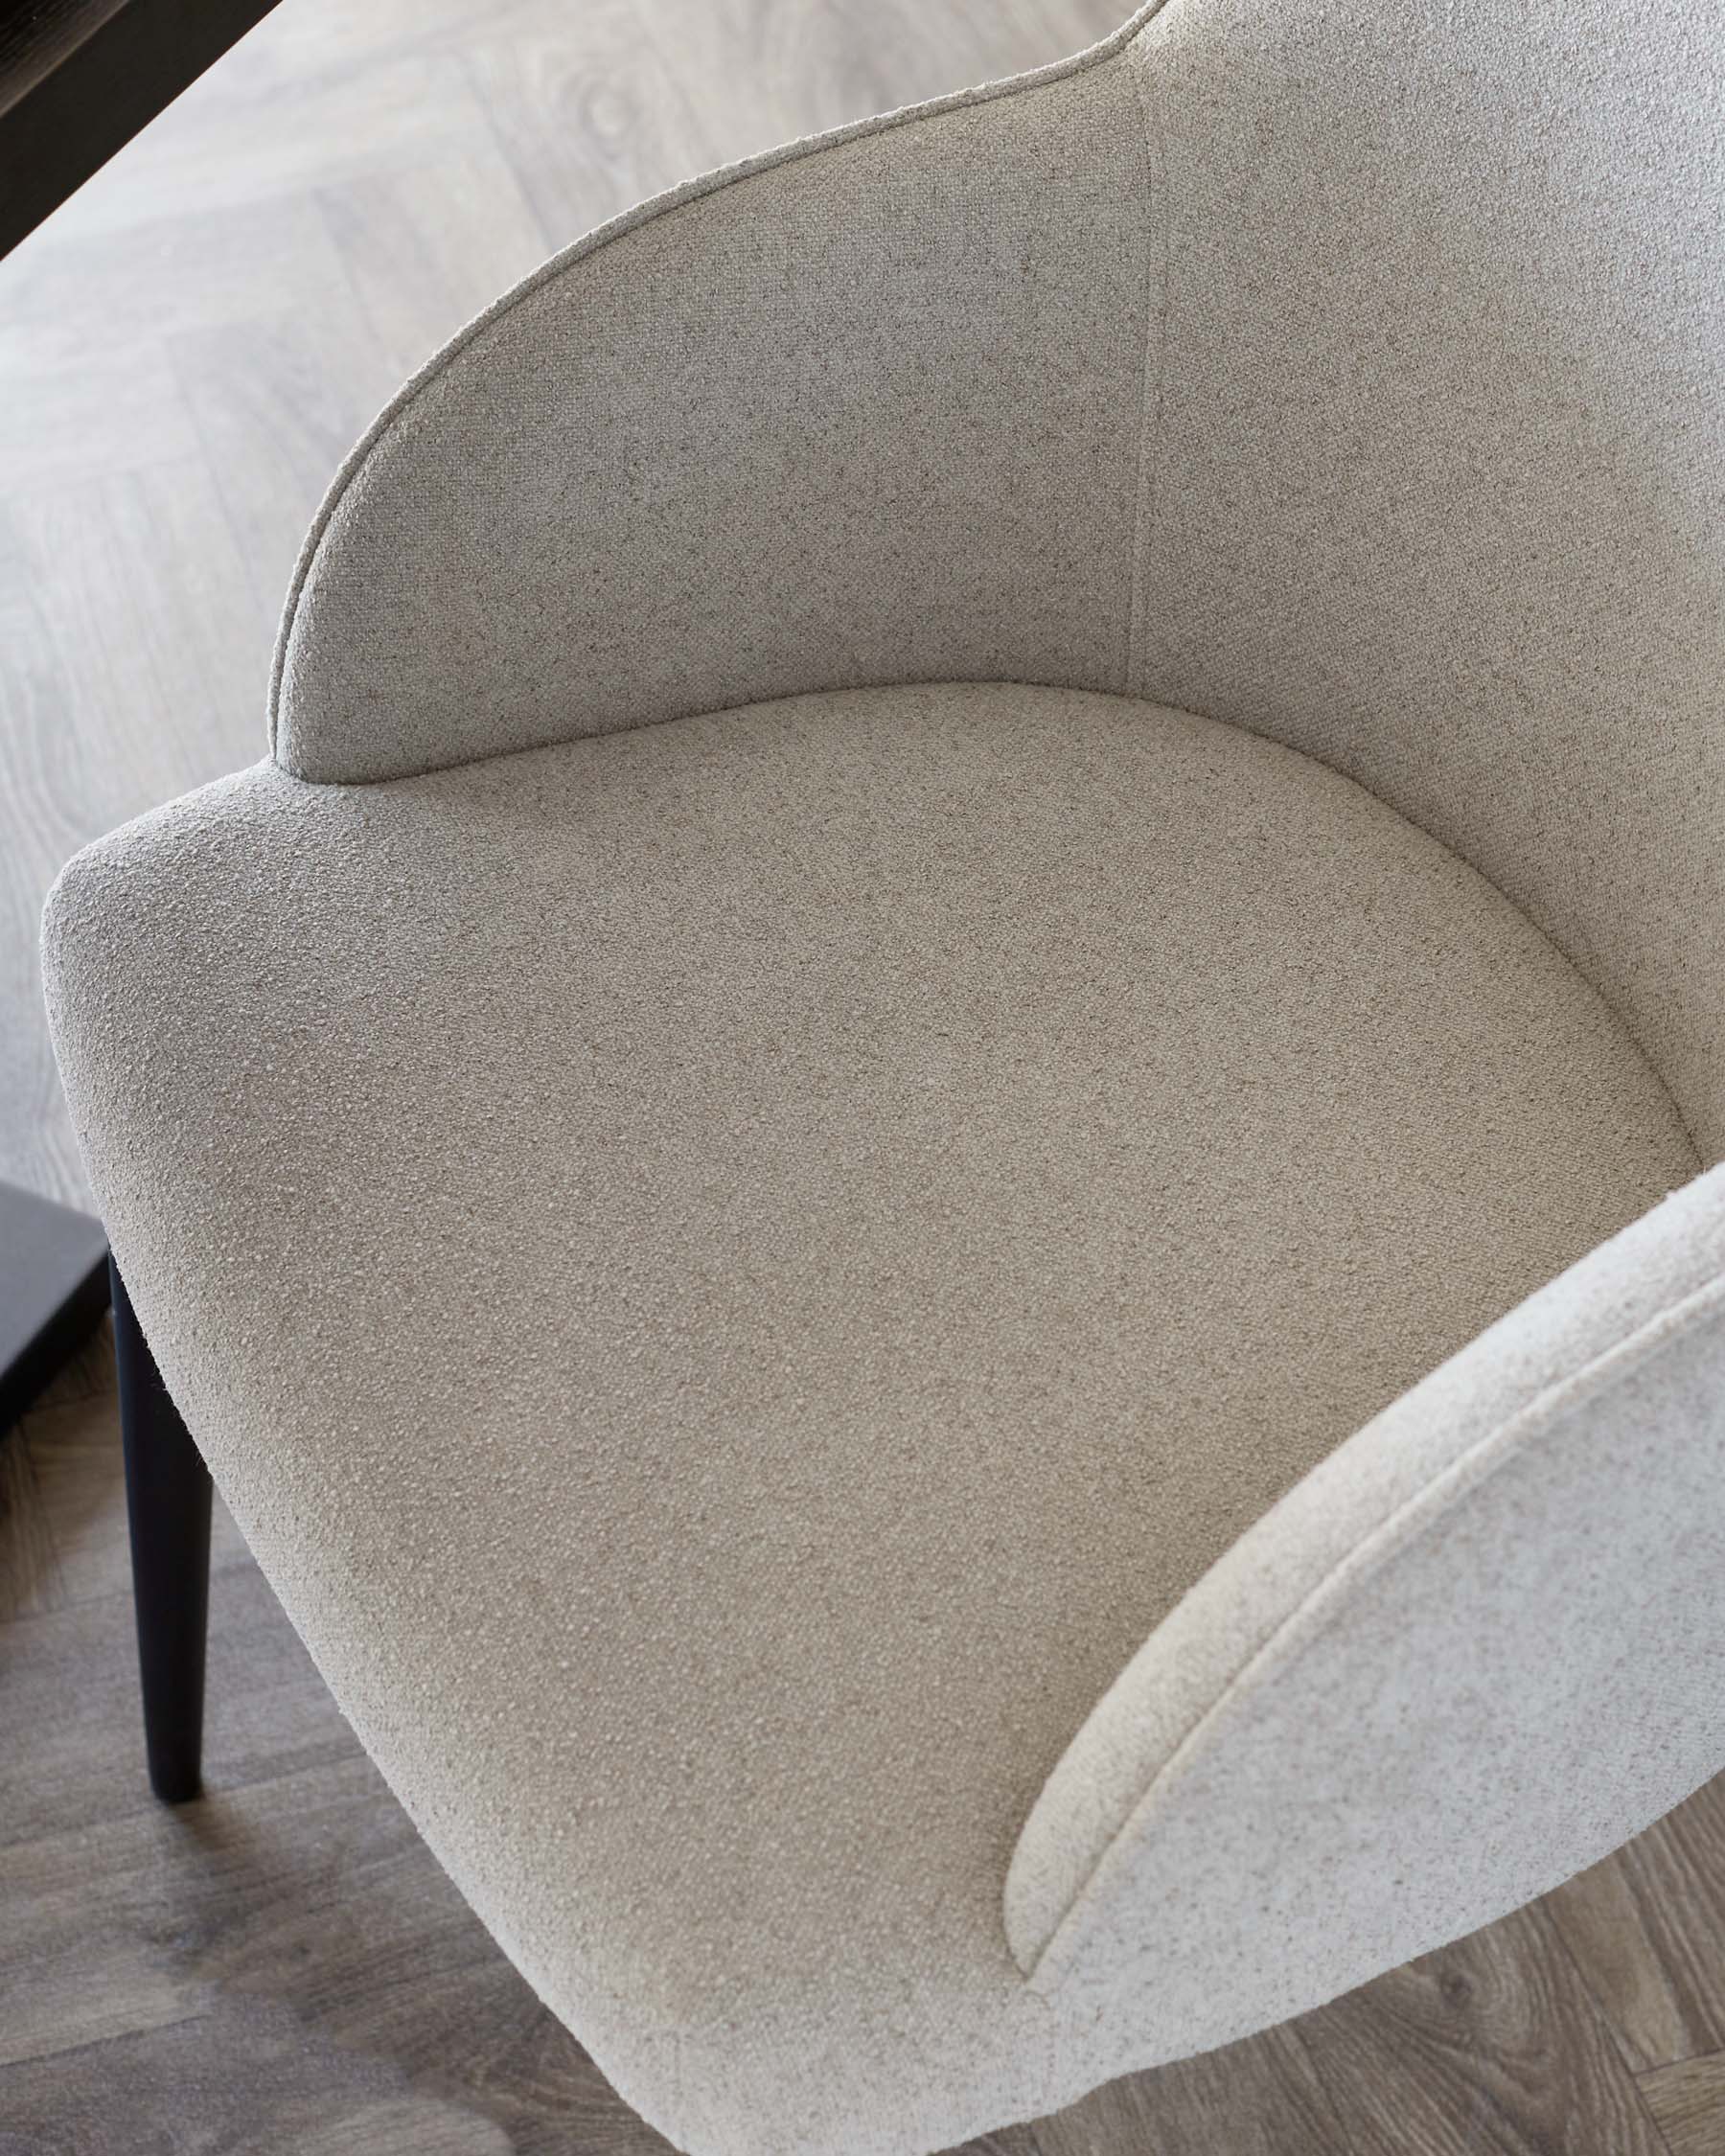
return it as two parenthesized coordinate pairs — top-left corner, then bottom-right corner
(1, 1), (1722, 2150)
(0, 1420), (63, 1621)
(464, 1), (715, 248)
(1548, 1780), (1725, 2076)
(26, 1386), (249, 1609)
(1296, 1908), (1673, 2156)
(969, 2021), (1348, 2156)
(1641, 2053), (1725, 2156)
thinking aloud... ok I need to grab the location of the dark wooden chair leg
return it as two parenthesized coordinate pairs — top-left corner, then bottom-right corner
(110, 1257), (211, 1803)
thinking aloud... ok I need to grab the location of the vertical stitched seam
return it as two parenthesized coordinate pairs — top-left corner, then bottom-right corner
(1124, 38), (1170, 700)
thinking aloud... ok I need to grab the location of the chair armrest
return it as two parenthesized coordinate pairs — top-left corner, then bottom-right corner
(272, 20), (1152, 785)
(1006, 1164), (1725, 2050)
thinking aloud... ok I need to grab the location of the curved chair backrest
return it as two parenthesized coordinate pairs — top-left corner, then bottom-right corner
(1000, 0), (1725, 2027)
(1118, 0), (1725, 1160)
(275, 0), (1725, 1156)
(270, 21), (1153, 781)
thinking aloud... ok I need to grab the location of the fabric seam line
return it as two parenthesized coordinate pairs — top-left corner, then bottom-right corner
(1023, 1263), (1725, 1984)
(1123, 36), (1168, 699)
(265, 3), (1179, 761)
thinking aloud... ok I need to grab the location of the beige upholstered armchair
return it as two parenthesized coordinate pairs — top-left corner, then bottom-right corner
(40, 0), (1725, 2150)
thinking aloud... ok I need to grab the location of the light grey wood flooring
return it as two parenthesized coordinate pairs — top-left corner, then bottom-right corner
(3, 3), (1725, 2150)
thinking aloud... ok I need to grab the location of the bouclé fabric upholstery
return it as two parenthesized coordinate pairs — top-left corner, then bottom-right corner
(41, 2), (1725, 2152)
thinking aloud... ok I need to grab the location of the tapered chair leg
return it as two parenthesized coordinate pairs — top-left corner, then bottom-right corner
(110, 1258), (211, 1803)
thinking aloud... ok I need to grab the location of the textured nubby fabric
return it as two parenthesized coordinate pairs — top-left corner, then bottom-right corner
(1007, 1167), (1725, 2023)
(271, 43), (1149, 783)
(275, 0), (1725, 1160)
(41, 2), (1725, 2153)
(42, 688), (1716, 2154)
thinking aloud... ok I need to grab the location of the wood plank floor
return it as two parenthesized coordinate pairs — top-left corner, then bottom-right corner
(2, 2), (1723, 2150)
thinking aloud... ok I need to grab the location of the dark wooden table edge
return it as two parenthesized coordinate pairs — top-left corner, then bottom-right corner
(0, 0), (285, 262)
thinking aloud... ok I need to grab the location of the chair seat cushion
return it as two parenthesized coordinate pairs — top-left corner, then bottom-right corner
(43, 682), (1697, 2155)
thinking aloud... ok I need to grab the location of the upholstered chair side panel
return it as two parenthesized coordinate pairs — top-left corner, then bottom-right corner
(1124, 0), (1725, 1152)
(1006, 1165), (1725, 2047)
(272, 36), (1154, 788)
